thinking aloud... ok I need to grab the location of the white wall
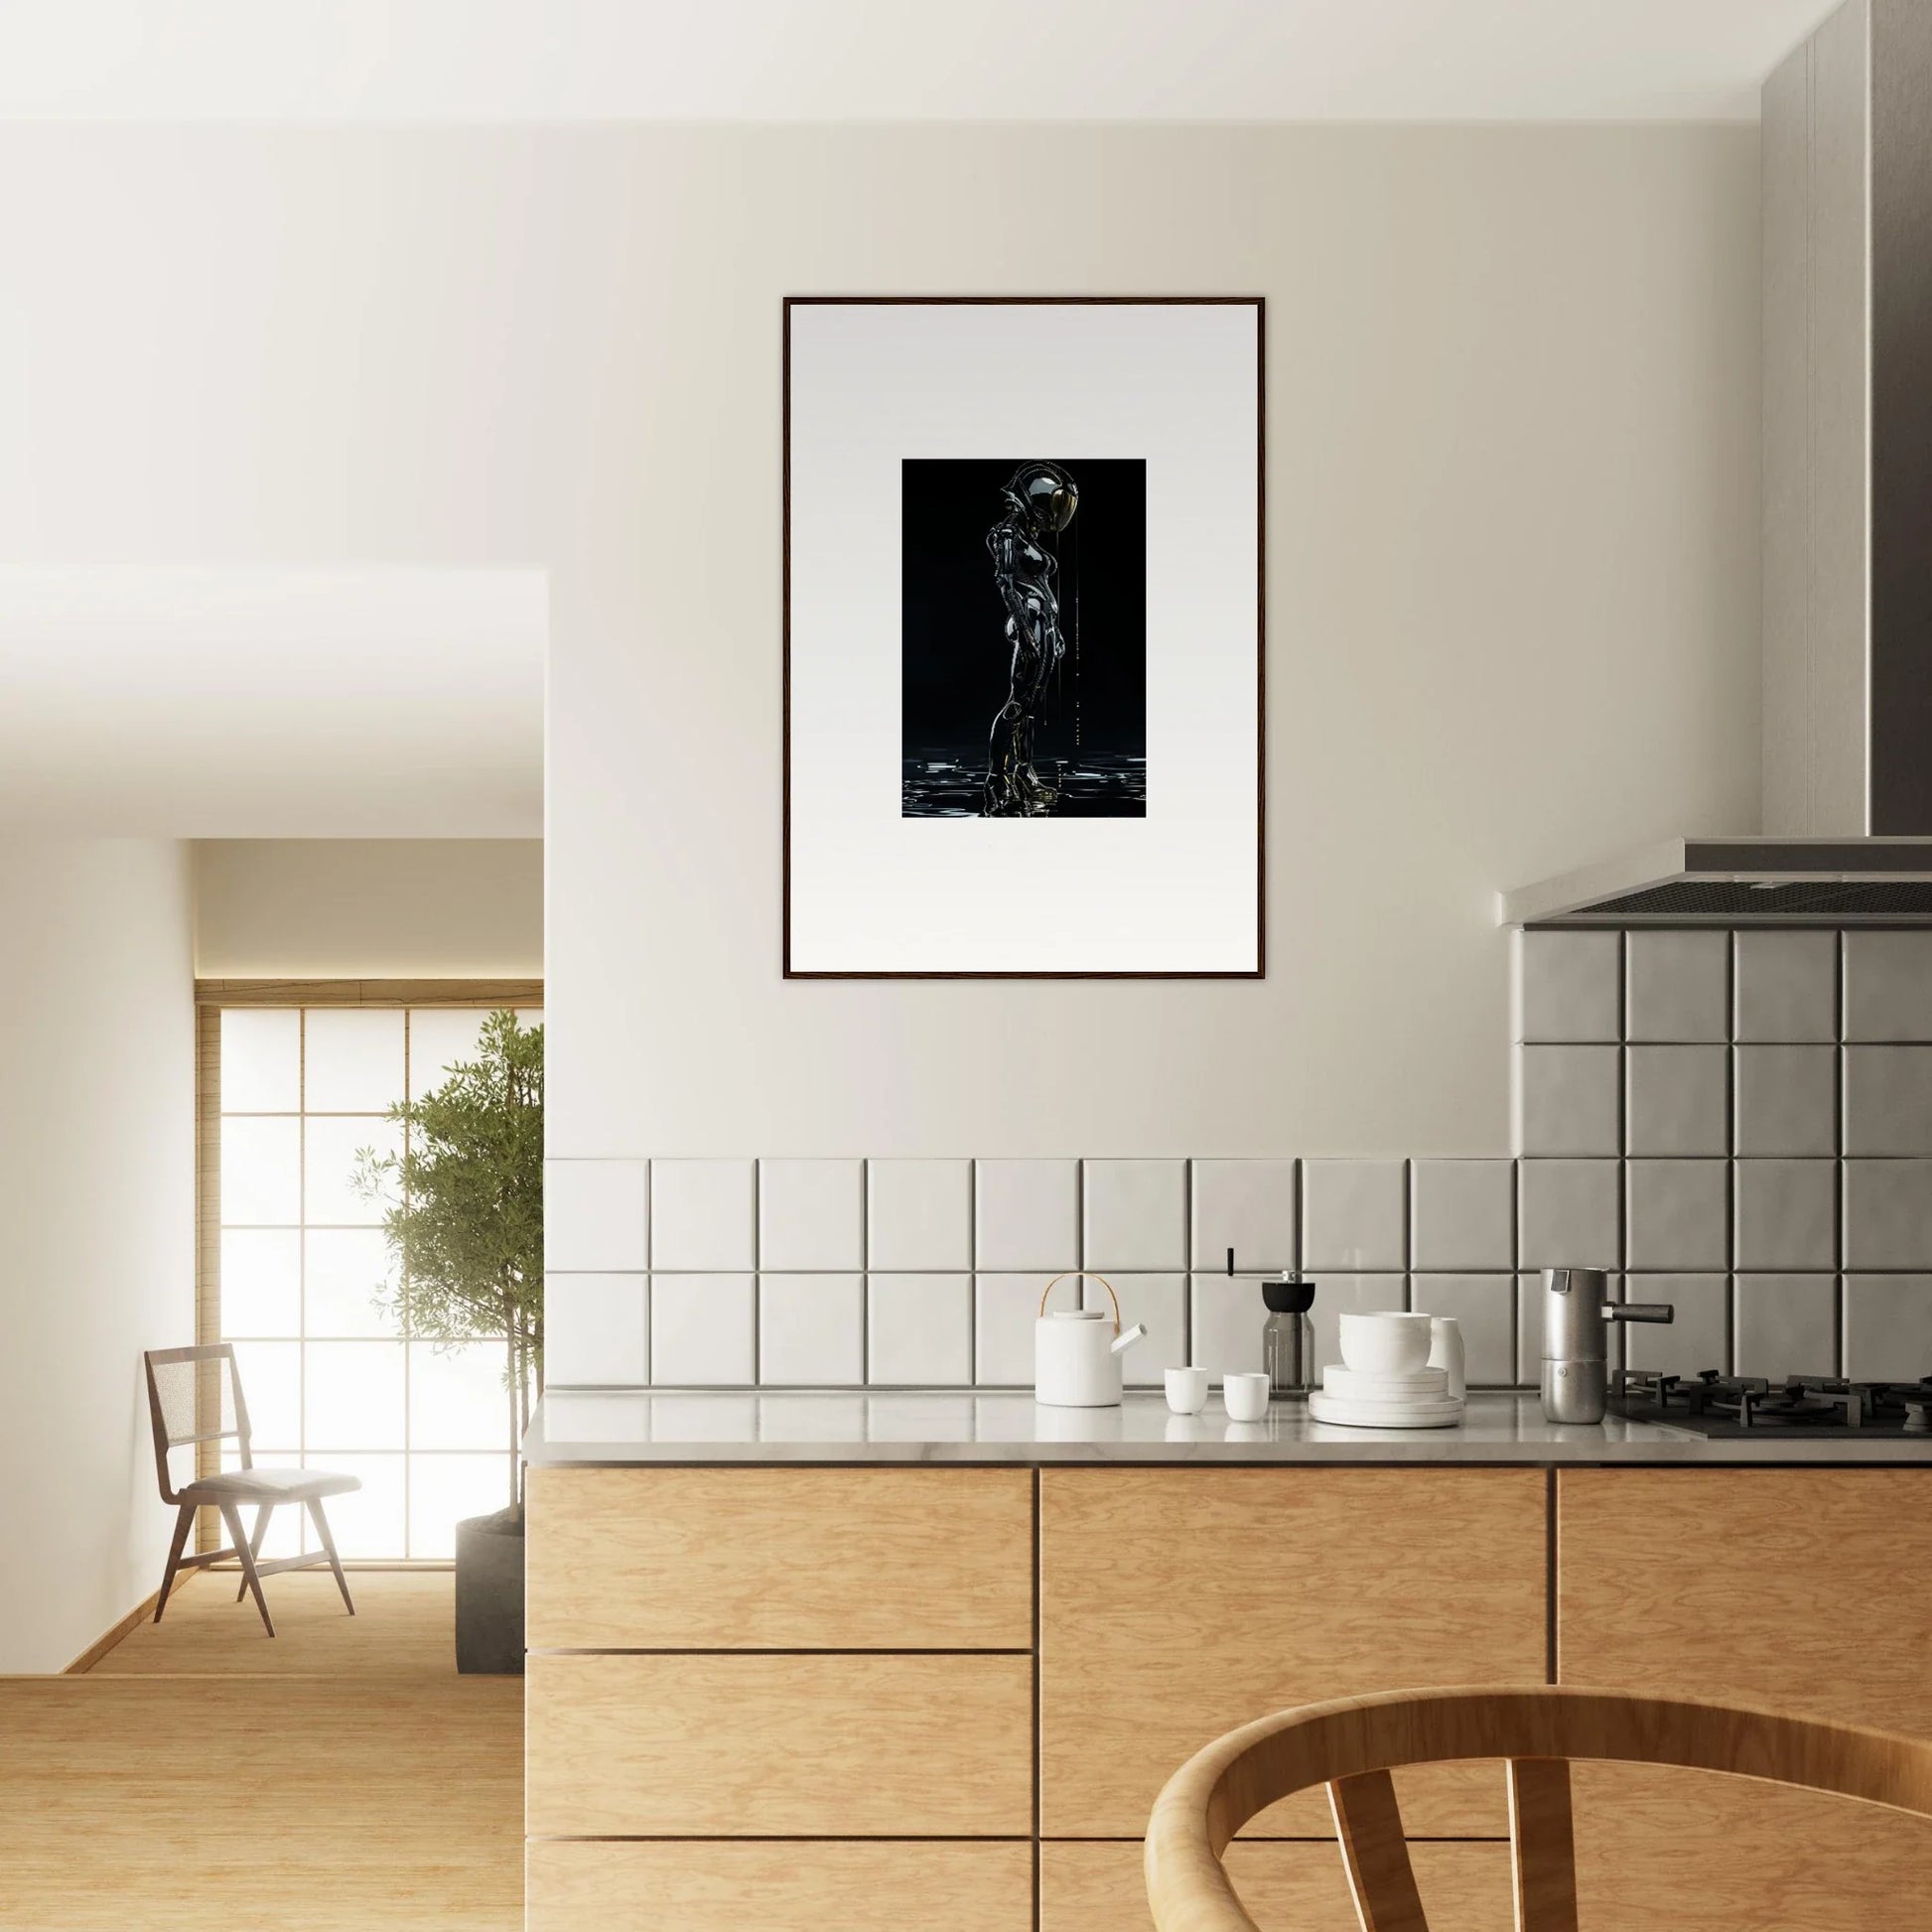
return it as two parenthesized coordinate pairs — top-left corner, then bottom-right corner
(0, 124), (1760, 1160)
(195, 839), (544, 977)
(0, 841), (195, 1672)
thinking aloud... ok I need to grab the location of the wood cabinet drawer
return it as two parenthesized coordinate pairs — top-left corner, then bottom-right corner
(528, 1841), (1034, 1932)
(526, 1653), (1034, 1837)
(1040, 1840), (1512, 1932)
(1039, 1467), (1546, 1838)
(526, 1466), (1033, 1650)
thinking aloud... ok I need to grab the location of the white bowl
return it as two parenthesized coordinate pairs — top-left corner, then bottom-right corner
(1337, 1311), (1435, 1376)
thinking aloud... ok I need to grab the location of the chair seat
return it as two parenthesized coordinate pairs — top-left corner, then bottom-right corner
(181, 1466), (362, 1503)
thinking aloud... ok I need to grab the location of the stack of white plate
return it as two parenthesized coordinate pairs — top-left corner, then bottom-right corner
(1307, 1312), (1466, 1429)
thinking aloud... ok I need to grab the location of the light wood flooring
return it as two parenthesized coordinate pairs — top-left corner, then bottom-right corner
(0, 1570), (523, 1930)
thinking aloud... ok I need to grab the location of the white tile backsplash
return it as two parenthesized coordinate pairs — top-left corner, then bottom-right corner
(1625, 1160), (1728, 1272)
(1302, 1160), (1406, 1270)
(544, 1274), (647, 1386)
(1619, 1274), (1728, 1379)
(867, 1274), (972, 1386)
(1734, 1274), (1839, 1381)
(1843, 1160), (1932, 1269)
(1733, 930), (1838, 1042)
(1843, 931), (1932, 1041)
(758, 1159), (865, 1271)
(1081, 1271), (1185, 1387)
(1732, 1160), (1837, 1271)
(1626, 929), (1729, 1042)
(1843, 1275), (1932, 1381)
(1515, 929), (1621, 1042)
(1410, 1160), (1514, 1271)
(867, 1160), (973, 1271)
(1516, 1046), (1621, 1157)
(1189, 1273), (1264, 1378)
(1409, 1275), (1515, 1386)
(1082, 1160), (1186, 1271)
(973, 1273), (1047, 1385)
(650, 1160), (757, 1272)
(1189, 1159), (1296, 1271)
(650, 1274), (756, 1385)
(758, 1273), (865, 1386)
(544, 1160), (648, 1273)
(974, 1160), (1079, 1272)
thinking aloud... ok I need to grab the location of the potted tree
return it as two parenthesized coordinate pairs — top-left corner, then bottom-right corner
(354, 1010), (543, 1673)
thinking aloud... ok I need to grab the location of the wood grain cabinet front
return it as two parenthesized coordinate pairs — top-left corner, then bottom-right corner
(528, 1841), (1035, 1932)
(525, 1466), (1033, 1651)
(1558, 1468), (1932, 1928)
(525, 1652), (1035, 1839)
(1038, 1467), (1548, 1839)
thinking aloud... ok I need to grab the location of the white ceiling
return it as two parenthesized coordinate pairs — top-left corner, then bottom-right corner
(0, 569), (545, 838)
(0, 0), (1839, 123)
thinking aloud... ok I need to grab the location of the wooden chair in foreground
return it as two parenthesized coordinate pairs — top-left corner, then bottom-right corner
(1144, 1684), (1932, 1932)
(143, 1344), (362, 1638)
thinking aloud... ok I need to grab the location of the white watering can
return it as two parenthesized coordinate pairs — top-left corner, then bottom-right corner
(1034, 1272), (1147, 1408)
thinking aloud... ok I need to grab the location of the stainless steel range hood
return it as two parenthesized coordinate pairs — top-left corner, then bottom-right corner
(1502, 0), (1932, 928)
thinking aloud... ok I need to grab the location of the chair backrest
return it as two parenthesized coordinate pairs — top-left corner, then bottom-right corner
(1143, 1684), (1932, 1932)
(143, 1344), (252, 1504)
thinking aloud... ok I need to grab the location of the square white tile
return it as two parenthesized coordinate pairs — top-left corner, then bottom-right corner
(1843, 1047), (1932, 1157)
(758, 1273), (865, 1386)
(1733, 1161), (1837, 1271)
(1515, 929), (1621, 1042)
(1309, 1274), (1407, 1375)
(1410, 1161), (1514, 1271)
(1843, 1160), (1932, 1269)
(1734, 930), (1838, 1042)
(544, 1274), (647, 1386)
(1624, 1046), (1728, 1158)
(1410, 1275), (1516, 1385)
(543, 1160), (648, 1274)
(650, 1160), (757, 1272)
(1626, 929), (1730, 1042)
(1619, 1274), (1728, 1379)
(1302, 1160), (1406, 1270)
(1082, 1160), (1186, 1271)
(1843, 931), (1932, 1041)
(867, 1160), (972, 1272)
(1625, 1161), (1728, 1271)
(1515, 1046), (1621, 1157)
(1734, 1275), (1838, 1380)
(1189, 1273), (1266, 1378)
(1081, 1271), (1185, 1386)
(1733, 1045), (1838, 1157)
(974, 1160), (1079, 1272)
(758, 1159), (865, 1271)
(867, 1274), (972, 1386)
(1518, 1161), (1620, 1271)
(1843, 1275), (1932, 1381)
(1189, 1160), (1297, 1271)
(974, 1273), (1049, 1385)
(649, 1274), (755, 1385)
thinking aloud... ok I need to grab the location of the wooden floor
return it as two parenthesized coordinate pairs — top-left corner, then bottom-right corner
(0, 1571), (523, 1930)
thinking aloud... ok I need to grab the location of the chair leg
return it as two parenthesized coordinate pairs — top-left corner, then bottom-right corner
(236, 1502), (273, 1602)
(153, 1501), (196, 1624)
(219, 1500), (275, 1637)
(307, 1495), (355, 1615)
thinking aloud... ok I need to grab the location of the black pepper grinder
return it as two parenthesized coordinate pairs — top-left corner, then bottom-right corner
(1261, 1275), (1317, 1399)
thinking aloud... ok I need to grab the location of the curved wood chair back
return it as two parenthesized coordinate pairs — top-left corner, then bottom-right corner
(1144, 1685), (1932, 1932)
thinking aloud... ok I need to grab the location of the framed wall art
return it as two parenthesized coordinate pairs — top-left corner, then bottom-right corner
(783, 296), (1264, 978)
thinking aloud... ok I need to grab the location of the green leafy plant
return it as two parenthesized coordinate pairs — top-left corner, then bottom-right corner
(352, 1011), (544, 1496)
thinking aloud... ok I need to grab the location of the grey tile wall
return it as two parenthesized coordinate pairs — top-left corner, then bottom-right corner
(538, 931), (1932, 1391)
(1513, 927), (1932, 1379)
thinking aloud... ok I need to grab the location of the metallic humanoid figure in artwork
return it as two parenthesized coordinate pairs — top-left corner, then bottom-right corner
(983, 461), (1077, 817)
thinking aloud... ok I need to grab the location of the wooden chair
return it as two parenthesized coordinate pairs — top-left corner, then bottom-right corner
(143, 1344), (361, 1638)
(1143, 1684), (1932, 1931)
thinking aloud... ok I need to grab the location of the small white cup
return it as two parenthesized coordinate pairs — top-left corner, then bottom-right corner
(1222, 1371), (1271, 1423)
(1165, 1366), (1210, 1415)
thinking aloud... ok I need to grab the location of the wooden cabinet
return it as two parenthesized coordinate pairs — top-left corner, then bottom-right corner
(526, 1652), (1034, 1838)
(1557, 1469), (1932, 1928)
(526, 1466), (1032, 1650)
(527, 1842), (1035, 1932)
(1038, 1468), (1547, 1838)
(1040, 1841), (1513, 1932)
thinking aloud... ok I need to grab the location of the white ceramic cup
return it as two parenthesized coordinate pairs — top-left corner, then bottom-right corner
(1222, 1371), (1272, 1423)
(1427, 1314), (1467, 1399)
(1338, 1311), (1435, 1377)
(1165, 1366), (1210, 1415)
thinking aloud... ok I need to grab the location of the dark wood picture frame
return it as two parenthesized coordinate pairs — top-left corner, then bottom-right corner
(781, 295), (1266, 980)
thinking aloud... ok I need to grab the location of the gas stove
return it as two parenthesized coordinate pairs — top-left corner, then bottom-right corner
(1611, 1369), (1932, 1438)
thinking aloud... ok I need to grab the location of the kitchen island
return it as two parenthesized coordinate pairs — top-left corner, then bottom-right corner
(523, 1391), (1932, 1932)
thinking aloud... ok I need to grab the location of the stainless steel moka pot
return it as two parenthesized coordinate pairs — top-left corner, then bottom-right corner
(1540, 1267), (1674, 1424)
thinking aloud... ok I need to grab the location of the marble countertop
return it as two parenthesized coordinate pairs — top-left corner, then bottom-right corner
(523, 1389), (1932, 1465)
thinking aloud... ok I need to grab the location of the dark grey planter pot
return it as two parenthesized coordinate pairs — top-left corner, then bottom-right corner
(455, 1504), (525, 1675)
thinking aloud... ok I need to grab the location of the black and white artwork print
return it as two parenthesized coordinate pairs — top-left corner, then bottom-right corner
(899, 458), (1147, 820)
